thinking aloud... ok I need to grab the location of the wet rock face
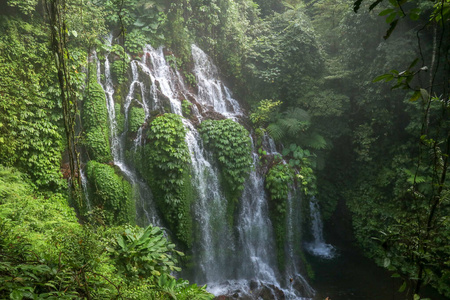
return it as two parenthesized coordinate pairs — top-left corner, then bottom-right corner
(214, 281), (286, 300)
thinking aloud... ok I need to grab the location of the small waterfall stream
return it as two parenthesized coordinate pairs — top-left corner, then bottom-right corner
(80, 169), (91, 211)
(91, 42), (315, 299)
(93, 38), (160, 226)
(184, 120), (235, 284)
(305, 198), (335, 259)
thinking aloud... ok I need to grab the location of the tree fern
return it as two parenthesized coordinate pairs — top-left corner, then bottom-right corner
(300, 131), (327, 150)
(267, 123), (284, 141)
(284, 107), (310, 123)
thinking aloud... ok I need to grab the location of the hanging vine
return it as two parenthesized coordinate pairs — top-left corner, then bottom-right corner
(45, 0), (82, 203)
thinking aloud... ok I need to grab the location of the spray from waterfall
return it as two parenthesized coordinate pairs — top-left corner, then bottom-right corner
(305, 197), (335, 259)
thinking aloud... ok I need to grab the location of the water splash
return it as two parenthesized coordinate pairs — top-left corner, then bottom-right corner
(305, 198), (335, 259)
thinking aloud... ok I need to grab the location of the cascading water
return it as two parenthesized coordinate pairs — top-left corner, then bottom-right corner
(92, 38), (160, 226)
(184, 120), (235, 284)
(80, 169), (91, 211)
(305, 197), (335, 259)
(192, 44), (242, 119)
(92, 41), (315, 299)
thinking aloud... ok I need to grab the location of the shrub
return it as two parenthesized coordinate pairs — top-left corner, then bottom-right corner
(199, 119), (253, 199)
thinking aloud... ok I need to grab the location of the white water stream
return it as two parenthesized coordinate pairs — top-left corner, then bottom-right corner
(90, 42), (317, 299)
(305, 198), (335, 259)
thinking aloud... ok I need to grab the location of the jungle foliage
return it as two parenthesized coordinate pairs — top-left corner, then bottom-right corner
(1, 0), (450, 297)
(0, 165), (212, 299)
(85, 161), (135, 225)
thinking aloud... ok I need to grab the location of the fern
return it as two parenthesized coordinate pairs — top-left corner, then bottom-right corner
(284, 107), (310, 123)
(267, 123), (284, 141)
(301, 132), (327, 150)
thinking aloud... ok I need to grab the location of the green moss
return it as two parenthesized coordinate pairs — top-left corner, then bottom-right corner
(133, 113), (193, 247)
(128, 106), (146, 132)
(83, 76), (112, 163)
(85, 161), (135, 225)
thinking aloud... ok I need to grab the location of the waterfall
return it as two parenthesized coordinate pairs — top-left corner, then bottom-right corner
(80, 169), (91, 210)
(92, 39), (161, 226)
(192, 44), (242, 119)
(184, 120), (235, 284)
(237, 140), (278, 282)
(90, 41), (314, 299)
(305, 198), (335, 259)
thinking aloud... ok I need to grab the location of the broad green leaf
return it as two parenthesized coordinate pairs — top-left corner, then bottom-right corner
(420, 88), (429, 100)
(373, 73), (394, 82)
(10, 290), (23, 300)
(409, 90), (421, 102)
(379, 8), (394, 16)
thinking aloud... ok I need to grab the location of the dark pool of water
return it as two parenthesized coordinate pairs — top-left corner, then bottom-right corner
(309, 247), (447, 300)
(308, 216), (447, 300)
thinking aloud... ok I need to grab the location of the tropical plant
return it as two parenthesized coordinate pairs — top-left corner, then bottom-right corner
(128, 107), (146, 133)
(250, 99), (282, 128)
(108, 225), (183, 280)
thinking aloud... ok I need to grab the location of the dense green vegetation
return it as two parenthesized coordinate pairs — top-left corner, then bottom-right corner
(199, 119), (253, 201)
(265, 161), (295, 269)
(0, 0), (449, 297)
(85, 161), (135, 225)
(134, 113), (193, 247)
(0, 165), (212, 299)
(83, 76), (112, 163)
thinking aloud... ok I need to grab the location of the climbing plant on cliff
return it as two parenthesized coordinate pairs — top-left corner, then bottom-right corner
(83, 74), (112, 163)
(199, 119), (253, 200)
(0, 16), (64, 190)
(265, 161), (295, 269)
(198, 119), (253, 226)
(136, 113), (193, 247)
